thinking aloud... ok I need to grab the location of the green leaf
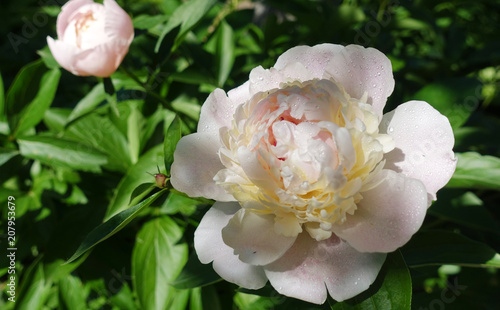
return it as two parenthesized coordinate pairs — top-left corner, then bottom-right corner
(127, 107), (141, 164)
(160, 192), (199, 216)
(215, 20), (235, 87)
(59, 275), (87, 310)
(0, 148), (19, 166)
(6, 59), (61, 137)
(105, 144), (164, 220)
(190, 288), (203, 310)
(18, 135), (107, 173)
(15, 262), (52, 310)
(140, 106), (170, 153)
(412, 77), (482, 129)
(401, 230), (500, 268)
(37, 45), (60, 69)
(171, 95), (201, 121)
(66, 82), (106, 125)
(155, 0), (217, 53)
(109, 283), (138, 310)
(430, 190), (500, 235)
(170, 289), (191, 310)
(171, 253), (221, 289)
(43, 108), (71, 132)
(447, 152), (500, 190)
(331, 251), (411, 310)
(164, 115), (182, 175)
(64, 113), (132, 172)
(65, 189), (167, 264)
(133, 14), (169, 30)
(132, 215), (189, 310)
(0, 73), (5, 122)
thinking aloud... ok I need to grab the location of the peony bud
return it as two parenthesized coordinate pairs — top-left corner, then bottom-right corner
(47, 0), (134, 77)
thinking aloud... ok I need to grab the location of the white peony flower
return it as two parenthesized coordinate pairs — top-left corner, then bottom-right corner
(171, 43), (457, 304)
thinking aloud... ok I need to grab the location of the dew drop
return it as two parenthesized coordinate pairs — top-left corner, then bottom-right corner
(388, 127), (394, 133)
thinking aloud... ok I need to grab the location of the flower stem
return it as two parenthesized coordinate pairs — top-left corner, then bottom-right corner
(103, 77), (120, 117)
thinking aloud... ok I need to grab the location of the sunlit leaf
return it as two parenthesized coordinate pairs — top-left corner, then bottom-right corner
(105, 144), (164, 220)
(447, 152), (500, 190)
(155, 0), (217, 52)
(215, 20), (235, 87)
(132, 215), (188, 310)
(18, 135), (107, 172)
(59, 275), (87, 310)
(64, 113), (132, 172)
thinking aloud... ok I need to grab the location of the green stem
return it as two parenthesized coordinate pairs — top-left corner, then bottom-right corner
(120, 66), (172, 108)
(120, 66), (195, 121)
(103, 77), (120, 117)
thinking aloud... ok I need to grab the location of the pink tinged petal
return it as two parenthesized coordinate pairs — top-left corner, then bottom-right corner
(56, 0), (94, 39)
(71, 40), (130, 77)
(222, 209), (297, 266)
(103, 0), (134, 42)
(333, 169), (428, 253)
(380, 100), (457, 201)
(47, 37), (78, 75)
(274, 44), (395, 118)
(197, 88), (237, 134)
(264, 232), (386, 304)
(170, 132), (235, 202)
(194, 202), (267, 289)
(237, 146), (279, 191)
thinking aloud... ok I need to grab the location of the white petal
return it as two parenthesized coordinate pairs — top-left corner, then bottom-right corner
(197, 88), (237, 134)
(47, 37), (78, 75)
(273, 44), (394, 118)
(103, 0), (134, 42)
(56, 0), (95, 39)
(333, 170), (428, 253)
(72, 40), (130, 77)
(264, 232), (386, 304)
(227, 80), (250, 105)
(222, 209), (297, 265)
(194, 202), (267, 289)
(380, 100), (457, 201)
(237, 146), (279, 192)
(170, 132), (235, 201)
(248, 66), (283, 96)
